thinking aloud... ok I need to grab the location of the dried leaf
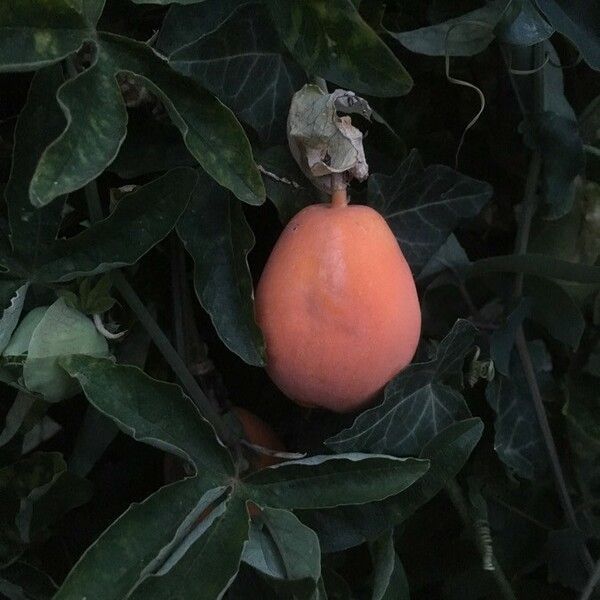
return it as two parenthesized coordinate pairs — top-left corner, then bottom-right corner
(287, 84), (370, 194)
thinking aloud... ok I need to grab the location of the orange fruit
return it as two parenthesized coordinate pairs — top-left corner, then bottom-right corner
(255, 189), (421, 413)
(232, 406), (285, 470)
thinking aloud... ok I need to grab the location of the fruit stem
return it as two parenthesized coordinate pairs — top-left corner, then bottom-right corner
(331, 187), (349, 207)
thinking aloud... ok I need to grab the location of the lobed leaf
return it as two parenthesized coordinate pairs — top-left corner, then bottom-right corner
(0, 452), (66, 566)
(522, 111), (584, 219)
(369, 151), (492, 273)
(266, 0), (412, 97)
(370, 531), (410, 600)
(534, 0), (600, 70)
(129, 493), (250, 600)
(28, 33), (264, 208)
(55, 480), (228, 599)
(170, 3), (306, 143)
(177, 172), (265, 367)
(496, 1), (554, 46)
(0, 0), (90, 72)
(486, 345), (549, 480)
(157, 0), (255, 56)
(300, 419), (484, 553)
(467, 253), (600, 284)
(60, 355), (235, 481)
(0, 282), (29, 355)
(5, 65), (66, 268)
(388, 0), (506, 57)
(82, 0), (105, 26)
(29, 51), (128, 209)
(326, 320), (477, 456)
(244, 454), (429, 510)
(35, 168), (197, 283)
(242, 507), (321, 595)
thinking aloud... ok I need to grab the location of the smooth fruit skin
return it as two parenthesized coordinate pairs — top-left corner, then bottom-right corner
(255, 201), (421, 413)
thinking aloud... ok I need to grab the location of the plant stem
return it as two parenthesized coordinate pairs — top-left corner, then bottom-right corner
(513, 151), (541, 298)
(83, 179), (233, 445)
(111, 271), (229, 442)
(503, 40), (596, 574)
(445, 479), (517, 600)
(509, 114), (595, 576)
(170, 235), (187, 361)
(514, 329), (574, 528)
(580, 559), (600, 600)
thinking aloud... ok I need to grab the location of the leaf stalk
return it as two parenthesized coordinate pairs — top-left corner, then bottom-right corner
(445, 479), (517, 600)
(82, 177), (234, 446)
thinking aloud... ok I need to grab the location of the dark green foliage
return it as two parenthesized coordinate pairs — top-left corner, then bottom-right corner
(0, 1), (599, 598)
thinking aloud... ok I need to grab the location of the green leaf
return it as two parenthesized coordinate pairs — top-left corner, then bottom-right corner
(109, 115), (195, 179)
(0, 282), (29, 354)
(23, 299), (109, 402)
(418, 234), (470, 281)
(177, 171), (265, 367)
(106, 34), (264, 206)
(83, 0), (105, 25)
(266, 0), (412, 97)
(3, 306), (48, 357)
(0, 562), (56, 600)
(254, 145), (314, 223)
(382, 417), (483, 522)
(525, 276), (585, 350)
(387, 0), (505, 57)
(370, 531), (410, 600)
(29, 471), (92, 539)
(0, 393), (37, 450)
(68, 405), (118, 478)
(534, 0), (600, 70)
(129, 492), (249, 600)
(369, 151), (493, 273)
(326, 320), (477, 456)
(467, 253), (600, 284)
(0, 452), (65, 566)
(242, 507), (321, 595)
(61, 355), (234, 481)
(522, 111), (584, 219)
(490, 298), (532, 377)
(29, 33), (264, 207)
(496, 1), (554, 46)
(564, 372), (600, 463)
(29, 50), (128, 209)
(5, 65), (65, 268)
(244, 454), (429, 510)
(157, 0), (254, 56)
(0, 0), (90, 72)
(299, 419), (484, 553)
(0, 280), (27, 315)
(55, 480), (227, 599)
(546, 528), (589, 591)
(169, 3), (306, 143)
(35, 168), (197, 283)
(486, 345), (550, 479)
(132, 0), (220, 4)
(323, 567), (353, 599)
(541, 41), (576, 119)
